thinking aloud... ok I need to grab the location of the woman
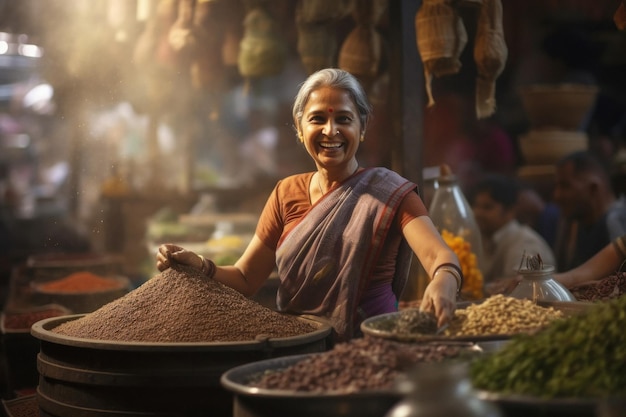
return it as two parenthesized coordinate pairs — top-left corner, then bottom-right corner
(555, 234), (626, 288)
(157, 68), (462, 341)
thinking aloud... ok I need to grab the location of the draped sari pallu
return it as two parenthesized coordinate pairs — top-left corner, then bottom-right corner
(276, 168), (417, 341)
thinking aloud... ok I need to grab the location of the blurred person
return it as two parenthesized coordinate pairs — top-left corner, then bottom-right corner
(515, 183), (560, 249)
(555, 234), (626, 289)
(553, 151), (626, 271)
(470, 174), (556, 295)
(156, 68), (462, 341)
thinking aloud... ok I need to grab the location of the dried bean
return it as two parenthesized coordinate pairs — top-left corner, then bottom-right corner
(253, 337), (467, 393)
(52, 265), (316, 342)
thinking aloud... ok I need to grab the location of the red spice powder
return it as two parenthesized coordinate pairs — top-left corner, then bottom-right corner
(38, 271), (124, 293)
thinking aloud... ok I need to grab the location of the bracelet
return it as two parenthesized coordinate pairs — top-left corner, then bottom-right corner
(433, 263), (463, 293)
(198, 255), (217, 279)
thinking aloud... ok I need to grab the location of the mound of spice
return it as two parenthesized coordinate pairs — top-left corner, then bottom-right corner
(445, 295), (564, 337)
(570, 272), (626, 301)
(52, 265), (317, 343)
(253, 337), (469, 393)
(470, 294), (626, 398)
(36, 271), (125, 293)
(2, 306), (69, 332)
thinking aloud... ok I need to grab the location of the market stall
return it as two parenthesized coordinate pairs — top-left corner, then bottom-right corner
(1, 0), (626, 416)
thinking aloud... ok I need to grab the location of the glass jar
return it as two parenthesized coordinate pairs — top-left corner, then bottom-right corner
(385, 362), (502, 417)
(428, 165), (484, 300)
(509, 265), (576, 302)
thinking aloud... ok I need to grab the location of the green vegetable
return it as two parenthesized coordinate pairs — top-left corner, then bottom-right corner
(470, 296), (626, 398)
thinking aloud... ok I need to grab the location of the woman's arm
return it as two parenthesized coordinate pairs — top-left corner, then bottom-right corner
(554, 238), (625, 288)
(402, 215), (461, 325)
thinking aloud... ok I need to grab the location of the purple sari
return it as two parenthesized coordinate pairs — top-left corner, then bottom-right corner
(275, 167), (417, 340)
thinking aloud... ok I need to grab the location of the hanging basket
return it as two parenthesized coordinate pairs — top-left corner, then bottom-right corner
(297, 22), (338, 75)
(338, 25), (382, 83)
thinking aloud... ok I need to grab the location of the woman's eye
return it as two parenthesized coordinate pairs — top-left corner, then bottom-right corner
(337, 116), (352, 123)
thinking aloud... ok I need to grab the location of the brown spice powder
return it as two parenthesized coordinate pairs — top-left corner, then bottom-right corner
(52, 265), (316, 342)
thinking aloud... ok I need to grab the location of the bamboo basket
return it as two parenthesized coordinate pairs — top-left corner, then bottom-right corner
(415, 0), (467, 106)
(297, 22), (338, 75)
(338, 25), (382, 84)
(238, 7), (287, 78)
(474, 0), (507, 118)
(296, 0), (352, 23)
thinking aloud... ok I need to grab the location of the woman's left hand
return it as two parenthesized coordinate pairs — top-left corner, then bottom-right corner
(419, 271), (457, 327)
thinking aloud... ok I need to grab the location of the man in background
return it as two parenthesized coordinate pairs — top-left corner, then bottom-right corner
(553, 151), (626, 270)
(470, 174), (556, 295)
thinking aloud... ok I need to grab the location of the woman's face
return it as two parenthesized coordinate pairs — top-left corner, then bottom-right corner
(298, 86), (363, 170)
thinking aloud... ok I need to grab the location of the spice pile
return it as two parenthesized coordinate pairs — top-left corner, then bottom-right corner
(52, 265), (317, 343)
(253, 337), (469, 393)
(470, 294), (626, 398)
(445, 295), (564, 337)
(36, 271), (126, 293)
(570, 271), (626, 301)
(2, 306), (69, 331)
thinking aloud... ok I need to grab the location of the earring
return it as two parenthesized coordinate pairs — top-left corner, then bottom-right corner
(297, 132), (303, 142)
(360, 133), (365, 142)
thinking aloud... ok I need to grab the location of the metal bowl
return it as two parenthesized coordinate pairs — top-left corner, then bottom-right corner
(221, 353), (403, 417)
(475, 390), (603, 417)
(361, 311), (512, 343)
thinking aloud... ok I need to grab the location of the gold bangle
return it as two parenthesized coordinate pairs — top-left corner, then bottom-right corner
(434, 266), (462, 293)
(199, 255), (216, 279)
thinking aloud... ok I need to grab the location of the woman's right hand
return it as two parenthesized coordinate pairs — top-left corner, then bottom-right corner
(156, 243), (203, 272)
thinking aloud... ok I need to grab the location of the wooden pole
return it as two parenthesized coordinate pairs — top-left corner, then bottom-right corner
(388, 0), (424, 190)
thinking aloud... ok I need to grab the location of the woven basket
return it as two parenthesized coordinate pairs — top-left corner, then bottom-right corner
(297, 22), (338, 75)
(415, 0), (467, 77)
(415, 0), (467, 106)
(351, 0), (389, 25)
(296, 0), (351, 23)
(338, 25), (382, 82)
(238, 7), (287, 78)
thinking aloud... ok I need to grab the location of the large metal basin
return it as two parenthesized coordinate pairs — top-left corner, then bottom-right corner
(31, 314), (332, 417)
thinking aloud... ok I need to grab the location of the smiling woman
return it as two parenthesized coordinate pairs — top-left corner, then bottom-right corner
(157, 68), (463, 342)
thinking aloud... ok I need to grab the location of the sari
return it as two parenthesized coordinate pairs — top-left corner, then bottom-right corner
(275, 167), (417, 340)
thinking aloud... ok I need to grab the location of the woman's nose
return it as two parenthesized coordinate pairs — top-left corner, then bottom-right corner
(322, 122), (338, 137)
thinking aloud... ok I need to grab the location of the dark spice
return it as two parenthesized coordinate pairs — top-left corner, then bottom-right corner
(2, 395), (39, 417)
(52, 265), (317, 343)
(2, 307), (68, 331)
(253, 337), (466, 393)
(393, 309), (438, 335)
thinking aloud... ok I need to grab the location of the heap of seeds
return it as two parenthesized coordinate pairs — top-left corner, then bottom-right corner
(52, 265), (317, 342)
(444, 295), (564, 336)
(252, 337), (469, 393)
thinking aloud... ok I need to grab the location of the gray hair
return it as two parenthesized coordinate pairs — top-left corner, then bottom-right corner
(292, 68), (372, 134)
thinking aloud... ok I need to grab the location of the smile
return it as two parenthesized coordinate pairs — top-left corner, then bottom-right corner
(319, 142), (343, 149)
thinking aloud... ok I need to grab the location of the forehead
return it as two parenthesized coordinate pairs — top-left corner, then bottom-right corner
(304, 87), (357, 113)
